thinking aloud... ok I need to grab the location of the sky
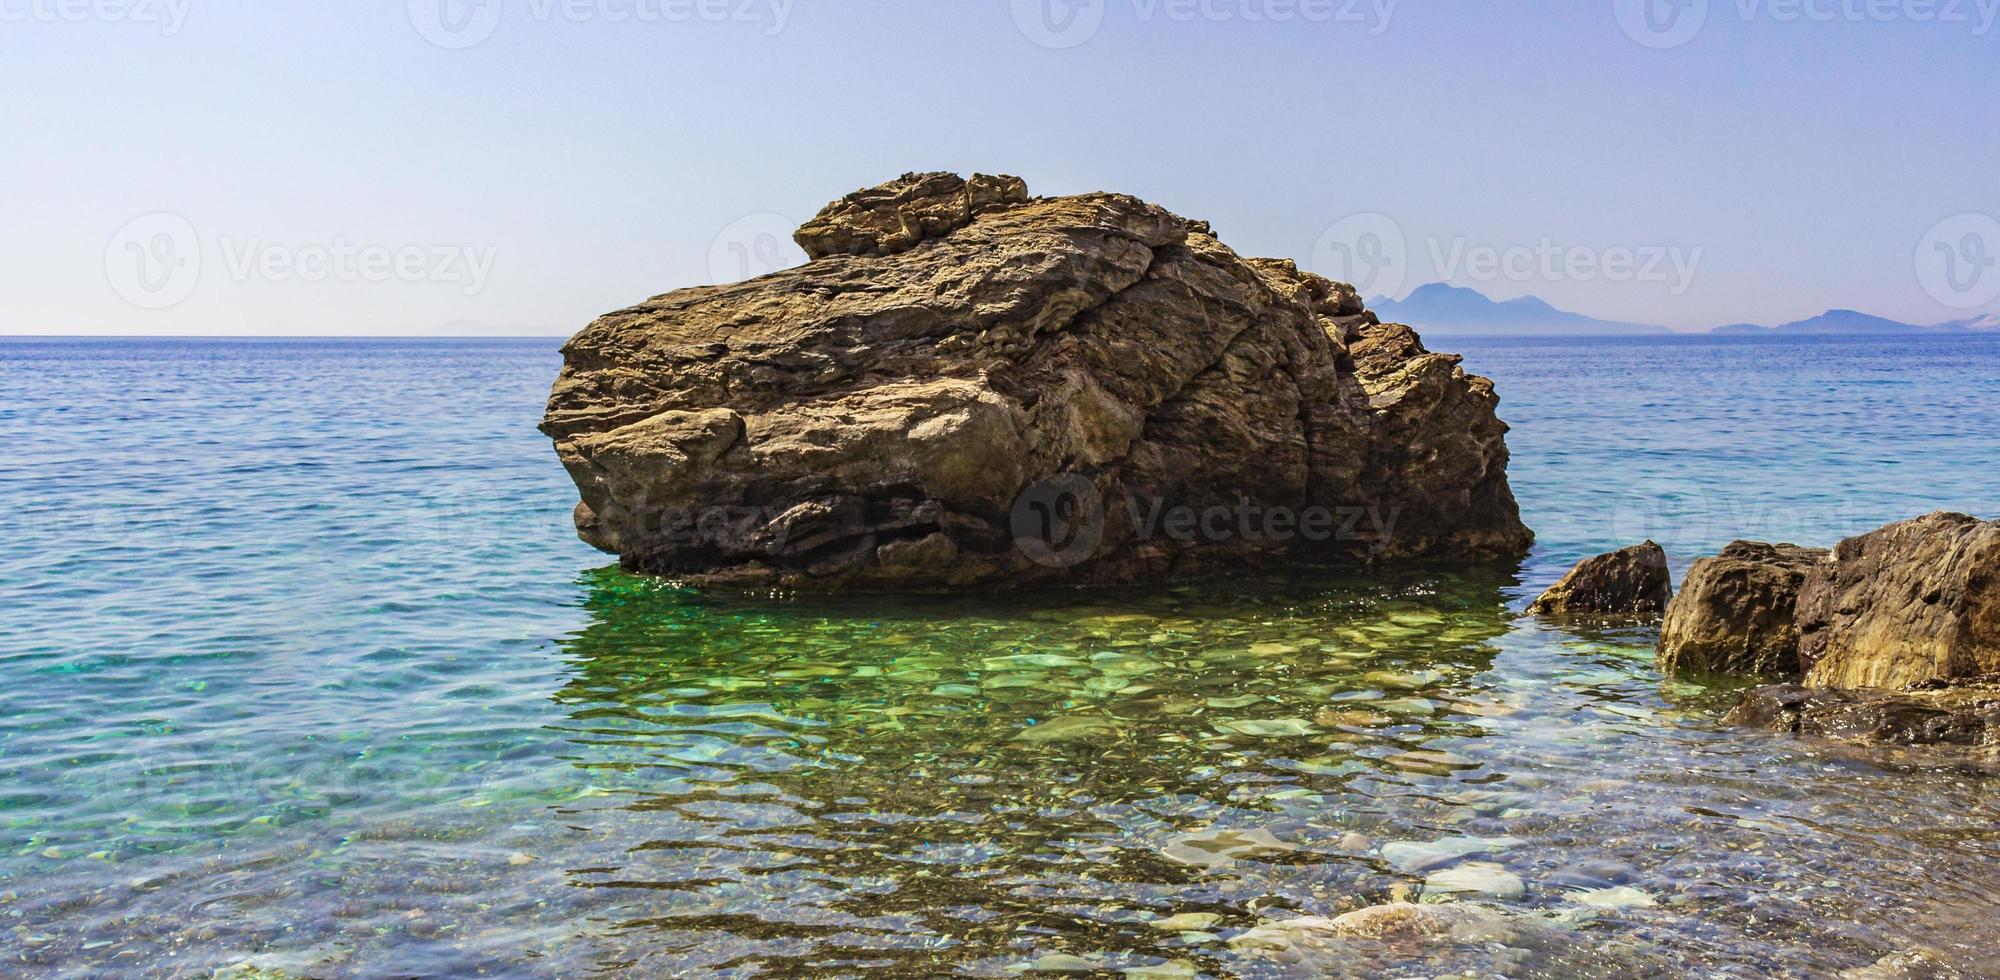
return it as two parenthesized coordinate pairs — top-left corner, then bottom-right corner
(3, 0), (1998, 335)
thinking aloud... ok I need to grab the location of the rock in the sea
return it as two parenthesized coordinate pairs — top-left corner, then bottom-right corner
(542, 173), (1532, 589)
(1526, 541), (1671, 616)
(1304, 903), (1522, 943)
(1657, 542), (1829, 676)
(1229, 903), (1598, 974)
(1422, 862), (1526, 901)
(1726, 683), (2000, 747)
(1794, 512), (2000, 690)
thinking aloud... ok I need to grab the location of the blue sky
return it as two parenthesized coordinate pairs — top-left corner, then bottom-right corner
(4, 0), (1997, 334)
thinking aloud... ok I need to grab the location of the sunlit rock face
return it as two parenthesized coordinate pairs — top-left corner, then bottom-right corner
(542, 172), (1532, 589)
(1795, 511), (2000, 690)
(1660, 512), (2000, 691)
(1658, 542), (1828, 677)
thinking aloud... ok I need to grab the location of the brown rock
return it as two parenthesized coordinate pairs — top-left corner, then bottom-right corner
(1527, 541), (1672, 616)
(1727, 683), (2000, 748)
(1658, 542), (1829, 676)
(1795, 512), (2000, 690)
(792, 171), (1029, 260)
(542, 173), (1533, 589)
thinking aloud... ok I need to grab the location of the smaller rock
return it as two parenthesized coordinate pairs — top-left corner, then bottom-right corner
(1149, 912), (1223, 931)
(1231, 903), (1524, 952)
(1380, 835), (1523, 873)
(1159, 827), (1294, 869)
(1565, 886), (1658, 909)
(1838, 948), (1956, 980)
(1121, 960), (1199, 979)
(1527, 541), (1672, 616)
(1423, 862), (1526, 900)
(1726, 683), (2000, 748)
(794, 171), (1028, 259)
(1658, 542), (1829, 677)
(1022, 953), (1100, 973)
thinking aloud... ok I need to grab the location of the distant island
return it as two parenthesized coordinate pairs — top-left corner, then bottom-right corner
(1369, 283), (1674, 337)
(1372, 283), (2000, 337)
(1710, 309), (2000, 335)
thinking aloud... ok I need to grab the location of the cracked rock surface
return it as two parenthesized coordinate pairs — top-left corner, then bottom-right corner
(542, 172), (1532, 589)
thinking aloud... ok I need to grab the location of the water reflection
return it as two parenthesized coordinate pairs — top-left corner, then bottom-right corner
(7, 566), (1999, 977)
(547, 567), (1528, 974)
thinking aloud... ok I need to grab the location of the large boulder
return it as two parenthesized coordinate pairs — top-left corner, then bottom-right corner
(1657, 542), (1829, 676)
(541, 173), (1533, 589)
(1795, 512), (2000, 690)
(1526, 541), (1671, 617)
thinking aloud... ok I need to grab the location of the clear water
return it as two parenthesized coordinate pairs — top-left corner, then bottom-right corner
(2, 335), (1998, 977)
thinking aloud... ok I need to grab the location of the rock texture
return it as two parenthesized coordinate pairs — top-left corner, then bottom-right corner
(542, 172), (1532, 589)
(1657, 542), (1828, 676)
(1727, 683), (2000, 749)
(1526, 541), (1672, 617)
(1795, 512), (2000, 690)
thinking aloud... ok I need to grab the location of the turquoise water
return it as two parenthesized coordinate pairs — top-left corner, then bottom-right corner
(2, 335), (1998, 977)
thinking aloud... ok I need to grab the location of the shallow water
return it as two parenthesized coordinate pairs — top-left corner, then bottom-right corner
(2, 335), (1998, 977)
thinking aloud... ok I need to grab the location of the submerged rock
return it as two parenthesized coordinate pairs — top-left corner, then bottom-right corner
(1229, 903), (1588, 975)
(1422, 862), (1525, 901)
(1657, 542), (1828, 676)
(542, 172), (1532, 589)
(1726, 683), (2000, 748)
(1527, 541), (1671, 617)
(1795, 512), (2000, 690)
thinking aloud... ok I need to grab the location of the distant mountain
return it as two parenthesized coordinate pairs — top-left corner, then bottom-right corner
(1940, 312), (2000, 331)
(1369, 283), (1675, 337)
(1711, 309), (2000, 335)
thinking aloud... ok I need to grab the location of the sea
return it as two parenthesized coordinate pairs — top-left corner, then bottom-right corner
(2, 333), (1997, 976)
